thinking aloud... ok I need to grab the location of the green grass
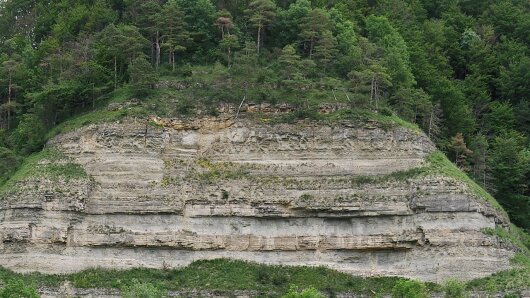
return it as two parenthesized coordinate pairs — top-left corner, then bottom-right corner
(475, 225), (530, 294)
(0, 148), (88, 194)
(424, 151), (507, 216)
(2, 258), (529, 296)
(0, 259), (441, 296)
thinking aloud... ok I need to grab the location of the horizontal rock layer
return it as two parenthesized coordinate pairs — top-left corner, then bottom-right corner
(0, 118), (515, 282)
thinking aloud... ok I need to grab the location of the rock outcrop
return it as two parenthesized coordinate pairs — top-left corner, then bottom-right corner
(0, 116), (516, 282)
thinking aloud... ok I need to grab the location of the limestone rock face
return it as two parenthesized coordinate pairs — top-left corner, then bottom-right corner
(0, 118), (515, 282)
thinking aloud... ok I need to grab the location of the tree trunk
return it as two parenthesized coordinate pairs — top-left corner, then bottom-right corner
(257, 23), (262, 55)
(370, 76), (375, 104)
(228, 46), (232, 67)
(309, 37), (314, 60)
(428, 108), (434, 138)
(155, 31), (161, 68)
(172, 52), (175, 72)
(114, 56), (117, 90)
(7, 72), (11, 130)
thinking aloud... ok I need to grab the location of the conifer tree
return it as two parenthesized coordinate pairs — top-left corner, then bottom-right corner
(299, 8), (333, 60)
(160, 1), (190, 71)
(245, 0), (277, 55)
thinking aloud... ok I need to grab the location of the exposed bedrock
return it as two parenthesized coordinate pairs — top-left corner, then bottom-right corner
(0, 118), (516, 282)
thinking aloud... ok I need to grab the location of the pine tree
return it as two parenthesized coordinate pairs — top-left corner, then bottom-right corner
(215, 10), (238, 66)
(451, 133), (473, 169)
(128, 57), (157, 96)
(313, 29), (338, 74)
(0, 56), (21, 130)
(299, 8), (333, 60)
(245, 0), (276, 55)
(160, 1), (190, 71)
(278, 44), (302, 81)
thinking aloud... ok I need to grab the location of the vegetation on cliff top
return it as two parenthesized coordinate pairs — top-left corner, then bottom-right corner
(0, 0), (529, 231)
(0, 0), (528, 294)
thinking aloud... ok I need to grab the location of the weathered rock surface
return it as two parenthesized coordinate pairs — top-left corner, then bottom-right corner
(0, 117), (516, 282)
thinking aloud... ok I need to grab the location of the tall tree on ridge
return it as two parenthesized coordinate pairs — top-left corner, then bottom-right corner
(299, 8), (333, 60)
(160, 1), (190, 71)
(245, 0), (277, 55)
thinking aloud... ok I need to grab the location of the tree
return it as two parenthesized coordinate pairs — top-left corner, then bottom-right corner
(488, 131), (530, 228)
(298, 8), (333, 60)
(128, 57), (157, 96)
(215, 10), (238, 66)
(390, 87), (432, 127)
(451, 133), (473, 170)
(1, 56), (21, 129)
(176, 0), (216, 58)
(349, 62), (392, 109)
(278, 44), (302, 81)
(160, 1), (190, 71)
(214, 9), (234, 39)
(365, 15), (415, 89)
(134, 0), (163, 67)
(313, 29), (338, 74)
(271, 0), (311, 47)
(0, 146), (20, 184)
(245, 0), (277, 55)
(470, 134), (488, 188)
(98, 24), (149, 89)
(10, 113), (46, 155)
(330, 8), (361, 77)
(483, 101), (515, 135)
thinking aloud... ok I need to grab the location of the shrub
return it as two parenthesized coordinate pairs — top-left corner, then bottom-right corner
(443, 278), (469, 298)
(391, 280), (429, 298)
(0, 147), (20, 184)
(0, 279), (39, 298)
(282, 285), (325, 298)
(121, 280), (166, 298)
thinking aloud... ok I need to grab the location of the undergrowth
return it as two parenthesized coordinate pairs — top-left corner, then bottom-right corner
(0, 259), (439, 296)
(0, 148), (88, 194)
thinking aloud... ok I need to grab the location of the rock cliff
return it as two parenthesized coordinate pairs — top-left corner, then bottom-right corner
(0, 116), (516, 282)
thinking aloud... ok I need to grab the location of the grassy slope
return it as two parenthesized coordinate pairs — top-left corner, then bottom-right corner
(0, 148), (89, 195)
(0, 71), (528, 295)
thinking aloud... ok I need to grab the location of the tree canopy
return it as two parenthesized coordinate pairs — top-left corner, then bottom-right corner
(0, 0), (529, 231)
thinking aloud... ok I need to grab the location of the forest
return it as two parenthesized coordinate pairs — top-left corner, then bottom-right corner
(0, 0), (529, 231)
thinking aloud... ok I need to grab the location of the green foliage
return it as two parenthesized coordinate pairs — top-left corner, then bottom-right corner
(0, 0), (529, 234)
(282, 285), (325, 298)
(391, 280), (429, 298)
(0, 148), (88, 194)
(365, 15), (415, 88)
(10, 113), (46, 155)
(0, 259), (439, 296)
(0, 279), (39, 298)
(0, 146), (20, 185)
(128, 57), (157, 96)
(425, 151), (506, 215)
(443, 279), (469, 298)
(121, 279), (166, 298)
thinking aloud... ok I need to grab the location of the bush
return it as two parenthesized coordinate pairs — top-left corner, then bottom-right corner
(121, 280), (166, 298)
(9, 113), (46, 155)
(443, 278), (469, 298)
(0, 279), (39, 298)
(0, 146), (20, 184)
(392, 280), (429, 298)
(128, 57), (157, 97)
(282, 285), (325, 298)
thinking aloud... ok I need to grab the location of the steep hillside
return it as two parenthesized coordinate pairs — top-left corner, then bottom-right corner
(0, 111), (520, 286)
